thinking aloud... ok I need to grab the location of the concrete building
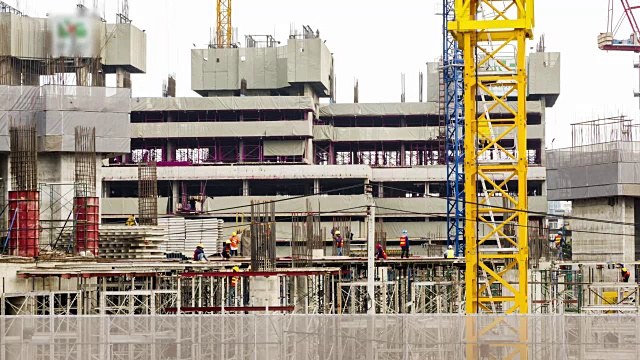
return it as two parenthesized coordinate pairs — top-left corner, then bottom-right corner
(547, 118), (640, 263)
(101, 29), (561, 248)
(0, 10), (144, 243)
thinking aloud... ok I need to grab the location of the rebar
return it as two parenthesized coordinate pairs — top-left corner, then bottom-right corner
(291, 200), (323, 267)
(138, 161), (158, 225)
(250, 200), (276, 271)
(74, 126), (96, 197)
(10, 124), (37, 191)
(375, 219), (387, 251)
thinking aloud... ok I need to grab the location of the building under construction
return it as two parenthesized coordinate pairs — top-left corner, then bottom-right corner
(2, 1), (640, 359)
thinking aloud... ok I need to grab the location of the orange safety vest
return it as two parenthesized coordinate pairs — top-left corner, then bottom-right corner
(335, 235), (343, 247)
(400, 235), (408, 247)
(555, 234), (562, 246)
(231, 276), (238, 287)
(230, 236), (239, 248)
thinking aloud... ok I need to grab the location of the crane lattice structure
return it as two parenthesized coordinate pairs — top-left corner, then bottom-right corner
(443, 0), (465, 256)
(449, 0), (533, 355)
(216, 0), (232, 48)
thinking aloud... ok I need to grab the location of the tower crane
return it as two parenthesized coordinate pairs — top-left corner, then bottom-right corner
(599, 1), (640, 106)
(216, 0), (232, 48)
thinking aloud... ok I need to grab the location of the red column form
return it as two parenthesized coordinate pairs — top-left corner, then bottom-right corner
(8, 191), (40, 257)
(74, 197), (99, 256)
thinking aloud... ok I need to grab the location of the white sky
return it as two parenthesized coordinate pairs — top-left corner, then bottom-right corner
(11, 0), (640, 148)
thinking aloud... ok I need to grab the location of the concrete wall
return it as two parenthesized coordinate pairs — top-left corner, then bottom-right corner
(102, 23), (147, 73)
(571, 196), (636, 263)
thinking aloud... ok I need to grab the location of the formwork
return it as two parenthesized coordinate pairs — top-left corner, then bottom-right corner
(7, 190), (39, 257)
(73, 197), (99, 255)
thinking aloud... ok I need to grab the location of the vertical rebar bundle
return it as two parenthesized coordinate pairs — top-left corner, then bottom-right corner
(250, 200), (276, 271)
(74, 127), (96, 197)
(138, 162), (158, 226)
(375, 219), (387, 251)
(291, 201), (323, 267)
(10, 125), (37, 191)
(332, 217), (351, 256)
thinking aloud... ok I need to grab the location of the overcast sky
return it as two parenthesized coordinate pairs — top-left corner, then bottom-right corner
(11, 0), (640, 148)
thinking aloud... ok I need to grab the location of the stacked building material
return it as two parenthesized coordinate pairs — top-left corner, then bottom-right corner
(157, 217), (224, 255)
(99, 226), (166, 260)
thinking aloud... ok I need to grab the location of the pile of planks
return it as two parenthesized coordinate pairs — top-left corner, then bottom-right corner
(99, 225), (167, 260)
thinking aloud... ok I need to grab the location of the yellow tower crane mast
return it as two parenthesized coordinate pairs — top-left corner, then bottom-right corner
(216, 0), (232, 48)
(449, 0), (534, 315)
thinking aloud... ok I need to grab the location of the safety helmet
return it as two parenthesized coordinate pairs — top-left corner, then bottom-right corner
(197, 243), (204, 248)
(233, 266), (239, 272)
(623, 267), (628, 272)
(402, 230), (408, 234)
(448, 245), (453, 249)
(335, 230), (340, 235)
(232, 232), (237, 236)
(557, 231), (562, 234)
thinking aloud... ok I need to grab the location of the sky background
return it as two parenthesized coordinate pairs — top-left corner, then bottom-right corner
(10, 0), (640, 148)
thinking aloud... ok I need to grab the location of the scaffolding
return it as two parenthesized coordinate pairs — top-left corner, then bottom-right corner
(138, 161), (158, 226)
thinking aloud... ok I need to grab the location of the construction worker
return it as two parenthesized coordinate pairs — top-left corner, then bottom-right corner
(193, 244), (208, 262)
(400, 230), (409, 258)
(221, 240), (231, 260)
(375, 244), (387, 260)
(229, 266), (240, 306)
(125, 215), (136, 226)
(621, 267), (631, 283)
(555, 231), (564, 261)
(335, 230), (344, 256)
(229, 231), (240, 257)
(444, 245), (455, 259)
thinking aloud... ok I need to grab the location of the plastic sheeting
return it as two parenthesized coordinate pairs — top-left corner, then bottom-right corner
(0, 85), (131, 153)
(0, 13), (47, 58)
(263, 140), (306, 156)
(547, 142), (640, 200)
(101, 197), (169, 215)
(319, 102), (439, 117)
(131, 120), (311, 138)
(319, 101), (543, 117)
(131, 96), (314, 112)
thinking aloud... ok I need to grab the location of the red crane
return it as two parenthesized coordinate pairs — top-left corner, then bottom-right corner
(599, 0), (640, 52)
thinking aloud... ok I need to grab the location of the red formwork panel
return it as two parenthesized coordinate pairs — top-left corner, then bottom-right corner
(74, 197), (99, 256)
(8, 191), (40, 258)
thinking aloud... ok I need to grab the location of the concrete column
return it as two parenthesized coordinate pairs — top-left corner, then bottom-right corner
(115, 67), (131, 89)
(367, 195), (375, 315)
(238, 140), (244, 163)
(166, 140), (176, 162)
(400, 142), (406, 166)
(242, 180), (249, 196)
(305, 139), (314, 164)
(313, 179), (320, 195)
(377, 182), (383, 198)
(171, 181), (179, 213)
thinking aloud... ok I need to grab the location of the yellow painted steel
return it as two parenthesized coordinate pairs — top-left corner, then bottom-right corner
(449, 0), (533, 358)
(216, 0), (232, 48)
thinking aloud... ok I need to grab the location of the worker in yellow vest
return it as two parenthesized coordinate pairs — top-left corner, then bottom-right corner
(444, 245), (455, 259)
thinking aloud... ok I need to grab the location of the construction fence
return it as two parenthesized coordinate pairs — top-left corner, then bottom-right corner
(3, 315), (640, 360)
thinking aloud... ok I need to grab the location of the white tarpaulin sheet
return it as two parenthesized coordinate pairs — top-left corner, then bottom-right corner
(131, 96), (314, 112)
(319, 101), (543, 117)
(101, 197), (169, 215)
(131, 120), (311, 138)
(547, 141), (640, 200)
(263, 140), (306, 156)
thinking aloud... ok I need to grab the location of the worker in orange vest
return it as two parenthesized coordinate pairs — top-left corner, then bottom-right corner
(229, 232), (240, 257)
(400, 230), (409, 258)
(229, 266), (240, 306)
(334, 230), (344, 256)
(621, 267), (631, 283)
